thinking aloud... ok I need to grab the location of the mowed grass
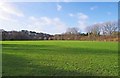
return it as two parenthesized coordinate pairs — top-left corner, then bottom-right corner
(2, 41), (118, 76)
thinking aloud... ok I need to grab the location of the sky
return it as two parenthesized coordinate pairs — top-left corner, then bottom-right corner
(0, 2), (118, 34)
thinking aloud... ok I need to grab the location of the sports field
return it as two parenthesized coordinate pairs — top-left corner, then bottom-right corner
(2, 41), (118, 76)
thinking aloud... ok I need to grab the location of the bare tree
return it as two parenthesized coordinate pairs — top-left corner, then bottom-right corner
(86, 23), (101, 36)
(86, 26), (92, 33)
(64, 27), (80, 40)
(92, 23), (101, 36)
(118, 19), (120, 32)
(65, 27), (80, 34)
(102, 21), (118, 36)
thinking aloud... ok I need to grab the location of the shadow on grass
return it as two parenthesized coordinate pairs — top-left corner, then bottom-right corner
(2, 53), (98, 76)
(2, 44), (117, 55)
(2, 44), (118, 76)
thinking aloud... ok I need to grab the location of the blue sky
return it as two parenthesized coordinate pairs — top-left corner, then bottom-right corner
(0, 2), (118, 34)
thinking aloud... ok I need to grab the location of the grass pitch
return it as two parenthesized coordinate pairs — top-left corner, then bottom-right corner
(2, 41), (118, 76)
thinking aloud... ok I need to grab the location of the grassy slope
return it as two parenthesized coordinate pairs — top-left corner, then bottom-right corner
(2, 41), (118, 76)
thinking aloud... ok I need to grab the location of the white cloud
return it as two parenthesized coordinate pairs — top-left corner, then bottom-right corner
(69, 12), (89, 32)
(0, 2), (24, 21)
(90, 6), (98, 10)
(77, 13), (88, 32)
(69, 13), (74, 17)
(57, 4), (62, 11)
(29, 16), (37, 20)
(77, 13), (88, 20)
(28, 16), (67, 34)
(0, 2), (66, 34)
(0, 16), (67, 34)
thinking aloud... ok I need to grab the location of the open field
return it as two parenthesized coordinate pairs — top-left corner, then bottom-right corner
(2, 41), (118, 76)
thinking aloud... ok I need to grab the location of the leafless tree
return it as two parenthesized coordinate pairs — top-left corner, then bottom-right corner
(86, 23), (101, 36)
(102, 21), (118, 36)
(65, 27), (80, 34)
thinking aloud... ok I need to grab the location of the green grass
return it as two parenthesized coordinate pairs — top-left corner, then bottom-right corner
(2, 41), (118, 76)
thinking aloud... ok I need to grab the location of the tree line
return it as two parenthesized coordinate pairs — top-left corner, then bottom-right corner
(86, 21), (118, 36)
(1, 30), (52, 40)
(1, 21), (119, 41)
